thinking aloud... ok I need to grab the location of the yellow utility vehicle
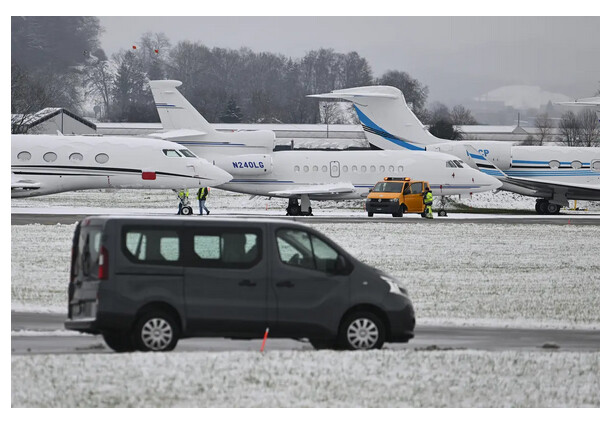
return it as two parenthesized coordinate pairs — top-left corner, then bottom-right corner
(366, 177), (430, 217)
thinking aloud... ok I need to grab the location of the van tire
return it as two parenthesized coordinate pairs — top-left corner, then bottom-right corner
(133, 311), (180, 352)
(338, 311), (385, 350)
(102, 331), (136, 353)
(393, 205), (406, 218)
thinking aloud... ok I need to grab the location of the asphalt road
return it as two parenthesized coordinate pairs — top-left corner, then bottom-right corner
(11, 312), (599, 355)
(10, 213), (600, 226)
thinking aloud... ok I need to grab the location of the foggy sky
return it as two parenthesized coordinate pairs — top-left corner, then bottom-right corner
(97, 16), (599, 106)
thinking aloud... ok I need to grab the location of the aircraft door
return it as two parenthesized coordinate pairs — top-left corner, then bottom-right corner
(330, 161), (340, 178)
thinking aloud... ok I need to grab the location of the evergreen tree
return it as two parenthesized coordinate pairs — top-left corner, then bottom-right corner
(220, 98), (243, 123)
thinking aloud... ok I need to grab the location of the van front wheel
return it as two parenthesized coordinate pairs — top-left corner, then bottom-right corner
(133, 311), (180, 352)
(339, 311), (385, 350)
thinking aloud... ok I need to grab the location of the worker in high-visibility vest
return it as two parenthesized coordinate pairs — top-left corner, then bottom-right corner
(177, 189), (189, 214)
(197, 187), (210, 215)
(423, 188), (434, 219)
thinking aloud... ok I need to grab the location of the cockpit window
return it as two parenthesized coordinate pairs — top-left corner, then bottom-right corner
(454, 160), (464, 168)
(179, 149), (197, 158)
(446, 160), (457, 168)
(163, 149), (182, 158)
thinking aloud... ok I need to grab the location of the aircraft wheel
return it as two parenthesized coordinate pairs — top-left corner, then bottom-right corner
(287, 204), (301, 216)
(438, 210), (448, 217)
(546, 203), (561, 215)
(180, 206), (191, 215)
(536, 199), (548, 215)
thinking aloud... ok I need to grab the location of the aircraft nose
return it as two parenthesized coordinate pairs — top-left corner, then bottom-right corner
(478, 171), (502, 191)
(206, 162), (233, 186)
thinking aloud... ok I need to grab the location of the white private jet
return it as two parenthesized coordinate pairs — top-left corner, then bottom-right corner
(310, 86), (600, 214)
(148, 80), (500, 215)
(11, 134), (232, 199)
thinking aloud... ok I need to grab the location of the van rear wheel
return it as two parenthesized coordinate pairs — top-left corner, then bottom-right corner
(133, 311), (180, 352)
(339, 311), (385, 350)
(102, 331), (135, 353)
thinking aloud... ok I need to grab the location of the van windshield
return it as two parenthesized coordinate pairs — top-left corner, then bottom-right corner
(372, 182), (403, 193)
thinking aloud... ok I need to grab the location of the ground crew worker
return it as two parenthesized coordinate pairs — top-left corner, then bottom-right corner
(177, 188), (189, 214)
(197, 186), (210, 215)
(423, 187), (434, 219)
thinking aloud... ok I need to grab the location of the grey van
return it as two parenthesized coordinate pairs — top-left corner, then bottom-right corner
(65, 216), (415, 352)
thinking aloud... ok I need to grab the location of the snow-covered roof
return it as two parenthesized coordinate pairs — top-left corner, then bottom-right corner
(11, 108), (96, 130)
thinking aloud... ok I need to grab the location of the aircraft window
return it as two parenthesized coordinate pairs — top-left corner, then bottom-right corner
(398, 166), (404, 173)
(370, 165), (376, 173)
(591, 160), (600, 171)
(571, 160), (582, 170)
(303, 166), (309, 172)
(95, 153), (109, 164)
(322, 166), (327, 172)
(388, 165), (395, 172)
(342, 165), (348, 173)
(312, 165), (318, 172)
(179, 149), (197, 158)
(43, 152), (57, 162)
(17, 151), (31, 161)
(446, 160), (456, 168)
(69, 153), (83, 162)
(361, 165), (367, 173)
(163, 149), (182, 158)
(549, 160), (560, 169)
(352, 165), (358, 172)
(294, 165), (300, 173)
(379, 165), (385, 173)
(454, 160), (464, 168)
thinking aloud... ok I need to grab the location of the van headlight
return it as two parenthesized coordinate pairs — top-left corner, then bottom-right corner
(380, 274), (405, 296)
(393, 198), (399, 203)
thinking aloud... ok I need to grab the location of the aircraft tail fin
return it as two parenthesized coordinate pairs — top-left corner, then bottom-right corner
(309, 86), (439, 150)
(149, 80), (217, 135)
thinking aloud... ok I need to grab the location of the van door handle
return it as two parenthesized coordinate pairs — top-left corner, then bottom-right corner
(239, 279), (256, 287)
(276, 281), (295, 288)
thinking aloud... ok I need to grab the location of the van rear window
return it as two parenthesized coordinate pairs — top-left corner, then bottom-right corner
(123, 228), (180, 264)
(76, 226), (102, 278)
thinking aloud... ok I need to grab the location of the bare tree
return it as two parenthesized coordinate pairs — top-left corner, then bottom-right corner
(450, 105), (478, 125)
(558, 111), (580, 146)
(534, 113), (553, 146)
(578, 108), (600, 147)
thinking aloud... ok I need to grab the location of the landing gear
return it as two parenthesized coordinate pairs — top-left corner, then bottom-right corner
(535, 199), (561, 215)
(437, 196), (448, 217)
(286, 197), (313, 216)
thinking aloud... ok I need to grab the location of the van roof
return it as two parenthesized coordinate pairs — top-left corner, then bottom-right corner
(82, 215), (312, 228)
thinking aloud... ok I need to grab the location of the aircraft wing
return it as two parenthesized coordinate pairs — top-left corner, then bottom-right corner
(149, 129), (209, 141)
(499, 177), (600, 200)
(11, 174), (41, 191)
(268, 182), (356, 197)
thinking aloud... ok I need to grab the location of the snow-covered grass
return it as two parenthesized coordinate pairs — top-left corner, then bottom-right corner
(11, 221), (599, 328)
(11, 350), (599, 407)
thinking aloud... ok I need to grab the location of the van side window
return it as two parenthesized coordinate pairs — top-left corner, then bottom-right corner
(411, 182), (423, 194)
(123, 228), (180, 264)
(276, 229), (340, 274)
(188, 229), (261, 269)
(77, 228), (102, 277)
